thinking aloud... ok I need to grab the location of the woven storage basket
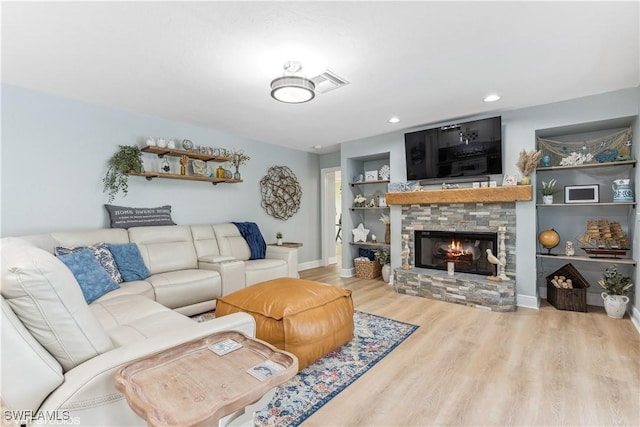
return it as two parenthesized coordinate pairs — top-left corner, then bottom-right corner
(546, 263), (590, 312)
(354, 259), (382, 279)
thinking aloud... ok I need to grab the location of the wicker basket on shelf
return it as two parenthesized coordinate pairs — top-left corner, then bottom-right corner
(354, 259), (382, 279)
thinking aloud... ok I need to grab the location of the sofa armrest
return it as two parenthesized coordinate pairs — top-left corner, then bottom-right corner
(39, 313), (255, 426)
(266, 245), (299, 278)
(199, 260), (246, 295)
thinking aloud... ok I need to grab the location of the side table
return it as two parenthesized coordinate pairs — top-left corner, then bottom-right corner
(114, 331), (297, 427)
(268, 242), (303, 248)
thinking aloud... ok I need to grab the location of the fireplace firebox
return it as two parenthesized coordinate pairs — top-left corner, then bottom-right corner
(414, 230), (498, 276)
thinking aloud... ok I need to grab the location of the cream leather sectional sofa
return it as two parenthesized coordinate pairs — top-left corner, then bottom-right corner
(0, 222), (299, 426)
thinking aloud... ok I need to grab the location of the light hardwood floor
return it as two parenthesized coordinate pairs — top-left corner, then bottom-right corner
(298, 264), (640, 426)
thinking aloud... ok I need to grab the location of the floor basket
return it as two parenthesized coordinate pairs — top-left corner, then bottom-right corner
(546, 263), (590, 312)
(354, 259), (382, 279)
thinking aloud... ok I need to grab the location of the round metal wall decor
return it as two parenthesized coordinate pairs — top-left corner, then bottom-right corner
(260, 166), (301, 220)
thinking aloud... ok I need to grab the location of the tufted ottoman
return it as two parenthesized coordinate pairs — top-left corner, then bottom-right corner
(215, 278), (354, 370)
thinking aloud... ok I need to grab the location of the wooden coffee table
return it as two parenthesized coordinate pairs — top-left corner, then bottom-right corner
(114, 331), (298, 427)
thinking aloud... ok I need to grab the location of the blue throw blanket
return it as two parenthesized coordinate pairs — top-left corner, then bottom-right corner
(232, 222), (266, 260)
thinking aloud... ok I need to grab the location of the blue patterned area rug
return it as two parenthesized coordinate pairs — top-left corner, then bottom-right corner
(253, 311), (418, 427)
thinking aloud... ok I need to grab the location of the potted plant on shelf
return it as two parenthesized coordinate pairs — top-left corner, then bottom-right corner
(375, 248), (391, 283)
(229, 149), (250, 180)
(598, 264), (633, 318)
(516, 149), (542, 185)
(103, 145), (144, 203)
(539, 179), (560, 204)
(276, 232), (283, 246)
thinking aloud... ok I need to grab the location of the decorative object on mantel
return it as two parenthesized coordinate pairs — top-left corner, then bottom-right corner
(485, 249), (503, 282)
(260, 165), (301, 220)
(539, 179), (560, 204)
(380, 213), (391, 244)
(352, 223), (370, 243)
(276, 232), (283, 246)
(577, 219), (630, 257)
(598, 264), (633, 319)
(230, 149), (250, 180)
(538, 228), (560, 255)
(537, 127), (632, 166)
(515, 149), (542, 185)
(103, 145), (144, 203)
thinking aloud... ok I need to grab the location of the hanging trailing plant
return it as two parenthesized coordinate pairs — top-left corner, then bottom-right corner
(103, 145), (144, 203)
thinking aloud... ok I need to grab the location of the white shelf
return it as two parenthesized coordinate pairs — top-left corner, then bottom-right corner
(536, 159), (636, 172)
(536, 253), (636, 266)
(349, 242), (390, 248)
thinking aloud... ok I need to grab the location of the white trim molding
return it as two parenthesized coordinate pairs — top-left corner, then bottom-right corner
(517, 294), (540, 310)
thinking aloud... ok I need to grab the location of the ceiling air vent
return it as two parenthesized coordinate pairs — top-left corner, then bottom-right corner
(311, 70), (349, 94)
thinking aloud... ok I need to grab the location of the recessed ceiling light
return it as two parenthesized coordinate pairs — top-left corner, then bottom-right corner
(388, 116), (401, 124)
(483, 94), (501, 103)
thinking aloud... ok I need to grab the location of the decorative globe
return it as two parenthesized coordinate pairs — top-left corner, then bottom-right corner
(538, 229), (560, 254)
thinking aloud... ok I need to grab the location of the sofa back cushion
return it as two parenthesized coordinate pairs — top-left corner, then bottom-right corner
(212, 223), (251, 261)
(51, 228), (130, 248)
(0, 238), (114, 372)
(128, 225), (197, 274)
(1, 297), (64, 412)
(190, 225), (222, 258)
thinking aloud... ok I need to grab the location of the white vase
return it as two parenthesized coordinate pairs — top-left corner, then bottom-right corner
(381, 264), (391, 282)
(276, 238), (283, 246)
(601, 292), (629, 319)
(542, 195), (553, 204)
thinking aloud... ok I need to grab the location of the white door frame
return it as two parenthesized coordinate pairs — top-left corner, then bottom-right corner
(320, 166), (341, 267)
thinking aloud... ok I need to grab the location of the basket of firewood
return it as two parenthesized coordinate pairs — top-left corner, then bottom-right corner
(546, 263), (590, 312)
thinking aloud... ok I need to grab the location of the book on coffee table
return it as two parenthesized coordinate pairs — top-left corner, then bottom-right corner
(246, 360), (285, 381)
(208, 338), (242, 356)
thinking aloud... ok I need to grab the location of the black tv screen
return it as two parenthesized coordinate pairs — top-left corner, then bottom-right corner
(405, 116), (502, 181)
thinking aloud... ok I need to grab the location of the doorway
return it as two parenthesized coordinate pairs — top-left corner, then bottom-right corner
(321, 167), (342, 267)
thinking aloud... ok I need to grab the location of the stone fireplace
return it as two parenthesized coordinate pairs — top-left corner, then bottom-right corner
(395, 201), (518, 312)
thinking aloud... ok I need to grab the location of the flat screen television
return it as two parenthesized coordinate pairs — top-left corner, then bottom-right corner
(405, 116), (502, 181)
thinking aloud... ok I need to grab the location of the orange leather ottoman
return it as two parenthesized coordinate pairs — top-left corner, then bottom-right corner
(215, 278), (354, 370)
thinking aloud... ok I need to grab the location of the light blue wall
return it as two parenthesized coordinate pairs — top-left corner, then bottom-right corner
(341, 87), (639, 308)
(1, 84), (321, 264)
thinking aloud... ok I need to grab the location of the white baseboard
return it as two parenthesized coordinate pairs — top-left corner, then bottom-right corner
(516, 294), (540, 310)
(328, 256), (337, 265)
(538, 286), (605, 308)
(340, 268), (354, 278)
(630, 304), (640, 334)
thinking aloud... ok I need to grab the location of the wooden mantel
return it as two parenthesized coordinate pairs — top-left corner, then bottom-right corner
(386, 185), (532, 205)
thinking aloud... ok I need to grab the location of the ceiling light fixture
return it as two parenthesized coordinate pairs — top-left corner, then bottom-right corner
(270, 61), (315, 104)
(388, 116), (401, 124)
(483, 94), (501, 103)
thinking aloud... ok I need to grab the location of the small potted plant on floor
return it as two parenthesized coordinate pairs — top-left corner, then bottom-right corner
(276, 232), (283, 246)
(103, 145), (144, 203)
(539, 179), (560, 204)
(375, 248), (391, 283)
(598, 264), (633, 319)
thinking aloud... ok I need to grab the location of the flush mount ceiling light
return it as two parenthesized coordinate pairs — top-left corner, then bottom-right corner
(388, 116), (401, 124)
(270, 61), (316, 104)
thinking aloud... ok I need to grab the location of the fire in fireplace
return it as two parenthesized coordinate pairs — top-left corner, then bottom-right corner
(414, 230), (497, 275)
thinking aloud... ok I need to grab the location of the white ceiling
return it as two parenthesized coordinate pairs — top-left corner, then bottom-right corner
(2, 1), (639, 154)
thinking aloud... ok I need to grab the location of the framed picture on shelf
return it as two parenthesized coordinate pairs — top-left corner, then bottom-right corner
(564, 184), (599, 203)
(502, 174), (518, 186)
(364, 170), (378, 181)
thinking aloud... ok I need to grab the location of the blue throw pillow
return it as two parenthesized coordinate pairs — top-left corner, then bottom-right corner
(57, 249), (120, 304)
(107, 243), (150, 282)
(359, 248), (376, 261)
(55, 243), (123, 283)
